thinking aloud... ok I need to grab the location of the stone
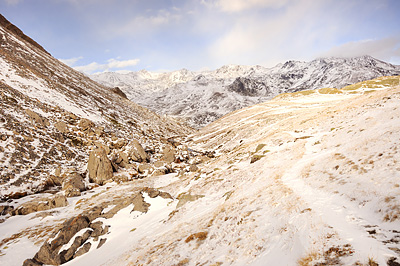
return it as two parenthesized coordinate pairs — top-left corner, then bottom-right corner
(94, 141), (110, 155)
(73, 242), (91, 258)
(138, 163), (154, 175)
(78, 118), (94, 131)
(25, 109), (50, 127)
(152, 168), (167, 176)
(161, 145), (175, 163)
(177, 193), (205, 208)
(97, 238), (107, 249)
(23, 258), (42, 266)
(111, 87), (128, 99)
(62, 172), (85, 193)
(131, 193), (150, 213)
(48, 193), (68, 208)
(12, 194), (67, 216)
(54, 121), (68, 133)
(127, 140), (148, 162)
(88, 148), (113, 185)
(33, 215), (90, 265)
(189, 165), (199, 172)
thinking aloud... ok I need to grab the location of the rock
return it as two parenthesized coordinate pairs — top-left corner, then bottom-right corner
(88, 148), (113, 185)
(33, 215), (90, 265)
(94, 141), (110, 155)
(97, 238), (107, 249)
(59, 229), (91, 262)
(54, 121), (68, 133)
(62, 172), (85, 194)
(73, 242), (91, 258)
(12, 194), (68, 216)
(131, 193), (150, 213)
(25, 109), (50, 127)
(138, 163), (154, 175)
(78, 118), (94, 131)
(111, 87), (128, 99)
(0, 205), (14, 215)
(177, 193), (205, 208)
(189, 165), (199, 172)
(161, 145), (175, 163)
(127, 140), (148, 162)
(23, 258), (42, 266)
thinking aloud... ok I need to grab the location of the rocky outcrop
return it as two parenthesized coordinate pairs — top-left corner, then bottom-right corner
(12, 193), (68, 216)
(88, 148), (113, 185)
(78, 118), (94, 131)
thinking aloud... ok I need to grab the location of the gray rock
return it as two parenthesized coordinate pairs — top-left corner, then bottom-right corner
(88, 148), (113, 185)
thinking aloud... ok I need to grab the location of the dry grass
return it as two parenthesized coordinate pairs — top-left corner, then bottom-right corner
(185, 232), (208, 243)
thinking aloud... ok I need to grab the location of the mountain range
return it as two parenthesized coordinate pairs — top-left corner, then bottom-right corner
(0, 14), (400, 266)
(91, 56), (400, 128)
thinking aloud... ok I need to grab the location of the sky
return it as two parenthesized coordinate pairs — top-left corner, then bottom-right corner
(1, 0), (400, 74)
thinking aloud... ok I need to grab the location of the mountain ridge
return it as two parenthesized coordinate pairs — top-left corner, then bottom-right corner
(91, 55), (400, 128)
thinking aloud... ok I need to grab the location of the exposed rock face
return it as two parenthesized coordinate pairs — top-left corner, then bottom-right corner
(87, 148), (113, 185)
(32, 215), (90, 265)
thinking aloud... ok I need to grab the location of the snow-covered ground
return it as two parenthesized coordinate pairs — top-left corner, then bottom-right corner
(1, 76), (399, 265)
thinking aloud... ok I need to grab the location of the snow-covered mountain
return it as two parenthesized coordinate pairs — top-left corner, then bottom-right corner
(91, 56), (400, 128)
(1, 14), (400, 266)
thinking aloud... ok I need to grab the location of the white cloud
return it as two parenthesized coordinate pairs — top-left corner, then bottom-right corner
(318, 37), (400, 62)
(204, 0), (290, 12)
(74, 58), (140, 74)
(4, 0), (22, 5)
(59, 56), (83, 66)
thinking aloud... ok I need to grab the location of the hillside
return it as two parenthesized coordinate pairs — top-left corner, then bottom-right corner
(91, 57), (400, 128)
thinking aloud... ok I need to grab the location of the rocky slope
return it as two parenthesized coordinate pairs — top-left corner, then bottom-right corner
(0, 14), (194, 203)
(91, 56), (400, 128)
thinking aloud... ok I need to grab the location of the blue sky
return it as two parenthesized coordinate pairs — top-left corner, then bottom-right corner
(1, 0), (400, 74)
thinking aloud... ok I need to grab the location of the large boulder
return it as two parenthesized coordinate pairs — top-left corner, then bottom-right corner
(88, 148), (113, 185)
(62, 172), (85, 197)
(127, 140), (148, 162)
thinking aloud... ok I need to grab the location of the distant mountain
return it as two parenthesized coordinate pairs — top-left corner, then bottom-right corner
(91, 56), (400, 128)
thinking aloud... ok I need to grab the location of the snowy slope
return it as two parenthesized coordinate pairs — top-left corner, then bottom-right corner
(91, 57), (400, 128)
(0, 14), (193, 199)
(3, 76), (399, 266)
